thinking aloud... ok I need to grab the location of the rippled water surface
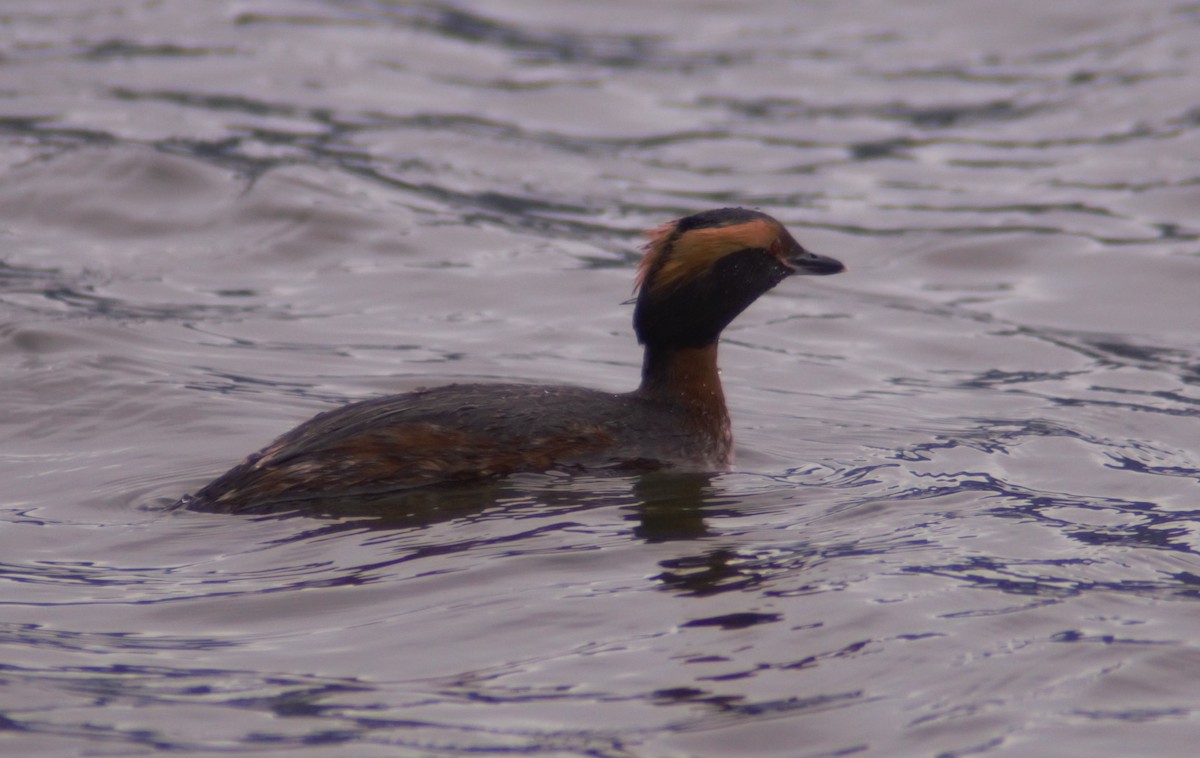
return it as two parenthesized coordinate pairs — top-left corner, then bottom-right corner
(3, 1), (1200, 755)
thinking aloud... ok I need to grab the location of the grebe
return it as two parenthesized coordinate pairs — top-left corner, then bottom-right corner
(183, 208), (844, 512)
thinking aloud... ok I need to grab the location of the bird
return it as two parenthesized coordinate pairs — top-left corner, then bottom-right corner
(181, 208), (844, 512)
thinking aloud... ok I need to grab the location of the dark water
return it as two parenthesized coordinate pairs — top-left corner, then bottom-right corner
(3, 0), (1200, 755)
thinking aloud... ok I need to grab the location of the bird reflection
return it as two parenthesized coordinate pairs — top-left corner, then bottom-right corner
(180, 469), (782, 599)
(627, 471), (714, 542)
(182, 469), (720, 539)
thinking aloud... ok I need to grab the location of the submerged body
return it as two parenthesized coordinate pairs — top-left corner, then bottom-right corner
(183, 208), (844, 512)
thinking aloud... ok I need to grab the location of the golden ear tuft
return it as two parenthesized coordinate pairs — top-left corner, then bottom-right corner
(635, 220), (680, 293)
(640, 218), (780, 295)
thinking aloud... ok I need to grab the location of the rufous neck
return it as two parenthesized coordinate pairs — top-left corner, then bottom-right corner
(638, 343), (727, 413)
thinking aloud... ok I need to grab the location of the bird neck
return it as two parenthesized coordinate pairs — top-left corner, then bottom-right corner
(637, 343), (731, 444)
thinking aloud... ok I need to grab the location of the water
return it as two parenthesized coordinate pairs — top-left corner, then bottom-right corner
(2, 0), (1200, 754)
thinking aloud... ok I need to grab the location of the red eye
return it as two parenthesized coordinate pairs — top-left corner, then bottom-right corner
(769, 239), (784, 259)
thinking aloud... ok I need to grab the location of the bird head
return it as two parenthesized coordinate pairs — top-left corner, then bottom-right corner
(633, 208), (844, 348)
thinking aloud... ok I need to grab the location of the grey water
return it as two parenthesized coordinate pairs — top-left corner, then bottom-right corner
(2, 0), (1200, 755)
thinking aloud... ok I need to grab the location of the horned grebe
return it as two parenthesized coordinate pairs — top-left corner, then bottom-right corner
(182, 208), (844, 512)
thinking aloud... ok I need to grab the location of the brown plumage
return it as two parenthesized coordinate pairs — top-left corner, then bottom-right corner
(181, 208), (844, 513)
